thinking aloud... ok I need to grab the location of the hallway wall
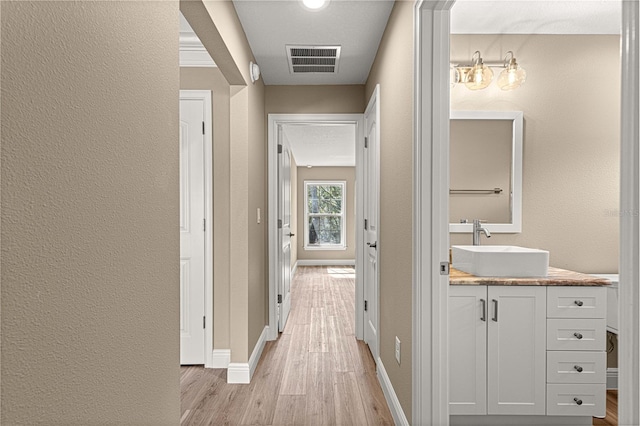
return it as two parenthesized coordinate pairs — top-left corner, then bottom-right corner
(365, 1), (415, 420)
(1, 2), (180, 423)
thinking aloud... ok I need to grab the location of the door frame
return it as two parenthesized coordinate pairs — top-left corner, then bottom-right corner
(179, 90), (214, 368)
(267, 113), (365, 341)
(414, 1), (640, 424)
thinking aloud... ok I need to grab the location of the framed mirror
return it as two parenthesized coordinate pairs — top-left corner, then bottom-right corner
(449, 110), (523, 233)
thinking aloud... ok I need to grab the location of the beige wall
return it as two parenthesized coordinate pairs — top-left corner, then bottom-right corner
(450, 35), (620, 274)
(182, 0), (266, 362)
(180, 67), (233, 350)
(2, 2), (180, 423)
(265, 85), (365, 114)
(296, 167), (356, 261)
(365, 1), (414, 419)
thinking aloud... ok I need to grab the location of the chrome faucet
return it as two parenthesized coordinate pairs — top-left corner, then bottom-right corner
(473, 219), (491, 245)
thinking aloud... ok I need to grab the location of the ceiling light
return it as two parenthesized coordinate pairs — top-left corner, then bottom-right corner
(302, 0), (329, 11)
(451, 50), (526, 91)
(497, 51), (527, 91)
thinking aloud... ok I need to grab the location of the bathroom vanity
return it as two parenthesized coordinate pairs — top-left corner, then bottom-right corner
(449, 267), (610, 426)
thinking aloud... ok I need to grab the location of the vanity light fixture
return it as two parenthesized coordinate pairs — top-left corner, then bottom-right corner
(451, 50), (527, 91)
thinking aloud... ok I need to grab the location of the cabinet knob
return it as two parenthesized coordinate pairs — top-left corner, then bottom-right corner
(574, 300), (584, 307)
(574, 397), (583, 406)
(574, 365), (584, 373)
(573, 332), (583, 340)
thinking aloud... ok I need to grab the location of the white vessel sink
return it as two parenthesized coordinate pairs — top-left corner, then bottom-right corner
(452, 245), (549, 278)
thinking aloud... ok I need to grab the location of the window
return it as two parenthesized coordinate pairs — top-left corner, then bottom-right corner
(304, 181), (346, 249)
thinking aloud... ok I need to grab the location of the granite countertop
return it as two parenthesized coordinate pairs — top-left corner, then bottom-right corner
(450, 266), (612, 286)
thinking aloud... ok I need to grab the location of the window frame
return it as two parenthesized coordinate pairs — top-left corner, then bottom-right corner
(303, 180), (347, 250)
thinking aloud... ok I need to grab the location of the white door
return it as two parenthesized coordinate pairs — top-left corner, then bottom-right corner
(363, 87), (380, 358)
(449, 286), (488, 415)
(278, 129), (292, 332)
(487, 286), (546, 415)
(179, 97), (206, 364)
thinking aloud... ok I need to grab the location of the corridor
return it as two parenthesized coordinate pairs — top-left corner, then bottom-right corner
(180, 266), (393, 425)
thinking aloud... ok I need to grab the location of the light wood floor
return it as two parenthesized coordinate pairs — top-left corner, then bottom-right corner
(593, 390), (618, 426)
(180, 266), (394, 425)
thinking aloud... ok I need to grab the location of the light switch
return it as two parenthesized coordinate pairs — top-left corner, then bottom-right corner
(257, 208), (261, 224)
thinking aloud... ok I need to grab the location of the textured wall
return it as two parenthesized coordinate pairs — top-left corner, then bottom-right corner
(180, 67), (232, 350)
(365, 1), (414, 419)
(265, 85), (365, 115)
(450, 35), (620, 274)
(1, 2), (180, 423)
(296, 167), (356, 261)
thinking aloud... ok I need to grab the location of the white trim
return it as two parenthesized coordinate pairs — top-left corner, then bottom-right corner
(179, 32), (216, 68)
(449, 110), (523, 234)
(268, 114), (365, 342)
(227, 326), (268, 384)
(227, 363), (250, 384)
(296, 259), (355, 266)
(377, 358), (410, 426)
(211, 349), (231, 369)
(620, 1), (640, 423)
(607, 368), (619, 390)
(413, 2), (454, 425)
(292, 260), (298, 278)
(179, 90), (214, 369)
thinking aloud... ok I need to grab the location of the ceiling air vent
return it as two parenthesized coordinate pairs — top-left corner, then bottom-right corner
(286, 45), (341, 74)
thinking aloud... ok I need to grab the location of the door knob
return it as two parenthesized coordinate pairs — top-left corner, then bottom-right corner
(367, 242), (377, 249)
(287, 233), (295, 237)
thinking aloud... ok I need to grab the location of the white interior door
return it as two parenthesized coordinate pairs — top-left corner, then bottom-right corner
(363, 87), (380, 359)
(179, 97), (206, 364)
(278, 129), (293, 332)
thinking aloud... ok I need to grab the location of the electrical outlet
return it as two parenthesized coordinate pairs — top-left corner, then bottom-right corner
(395, 336), (401, 365)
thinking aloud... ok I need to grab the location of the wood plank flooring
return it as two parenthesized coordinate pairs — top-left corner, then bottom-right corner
(181, 266), (394, 425)
(593, 390), (618, 426)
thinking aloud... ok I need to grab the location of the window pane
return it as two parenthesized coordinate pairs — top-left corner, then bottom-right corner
(308, 215), (342, 245)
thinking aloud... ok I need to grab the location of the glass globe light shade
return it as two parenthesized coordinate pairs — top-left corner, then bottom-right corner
(498, 59), (527, 90)
(465, 64), (493, 90)
(302, 0), (328, 10)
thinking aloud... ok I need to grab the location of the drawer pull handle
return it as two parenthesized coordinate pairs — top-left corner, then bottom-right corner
(480, 299), (486, 322)
(574, 365), (584, 372)
(574, 300), (584, 306)
(574, 397), (583, 406)
(574, 332), (583, 340)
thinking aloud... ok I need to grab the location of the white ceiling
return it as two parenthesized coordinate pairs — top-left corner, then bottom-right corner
(283, 124), (356, 167)
(232, 0), (394, 85)
(452, 1), (621, 35)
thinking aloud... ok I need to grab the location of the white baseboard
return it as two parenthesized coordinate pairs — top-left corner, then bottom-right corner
(377, 357), (409, 426)
(227, 326), (268, 384)
(607, 367), (618, 389)
(296, 259), (355, 266)
(210, 349), (231, 368)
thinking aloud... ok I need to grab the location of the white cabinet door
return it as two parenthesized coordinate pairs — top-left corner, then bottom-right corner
(487, 286), (546, 415)
(449, 286), (487, 415)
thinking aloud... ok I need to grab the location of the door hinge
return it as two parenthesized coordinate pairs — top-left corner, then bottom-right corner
(202, 121), (205, 135)
(364, 300), (368, 311)
(203, 218), (206, 231)
(278, 144), (283, 154)
(278, 294), (282, 304)
(278, 219), (282, 229)
(364, 218), (368, 230)
(440, 261), (450, 275)
(364, 137), (368, 148)
(203, 316), (206, 329)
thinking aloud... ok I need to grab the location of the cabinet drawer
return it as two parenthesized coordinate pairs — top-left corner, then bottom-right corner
(546, 383), (606, 417)
(547, 286), (606, 319)
(547, 319), (606, 351)
(547, 351), (606, 384)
